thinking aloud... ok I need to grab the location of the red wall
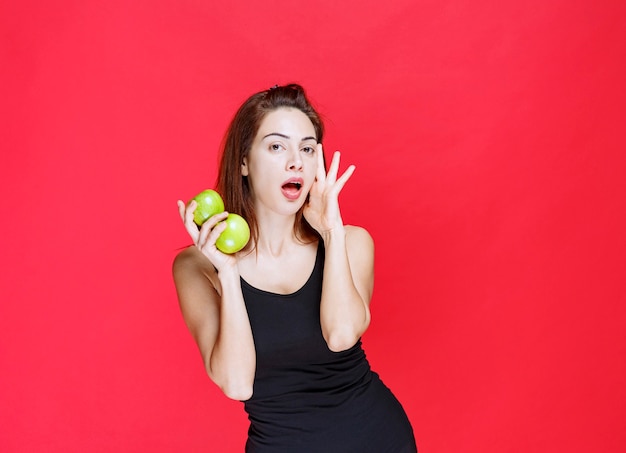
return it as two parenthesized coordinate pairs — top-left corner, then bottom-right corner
(2, 1), (625, 451)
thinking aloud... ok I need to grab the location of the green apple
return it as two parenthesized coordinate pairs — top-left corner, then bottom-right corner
(189, 189), (225, 227)
(216, 213), (250, 254)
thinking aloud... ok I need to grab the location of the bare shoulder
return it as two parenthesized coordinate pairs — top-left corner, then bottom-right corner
(344, 225), (375, 272)
(174, 246), (212, 272)
(344, 225), (375, 303)
(172, 246), (219, 291)
(345, 225), (374, 256)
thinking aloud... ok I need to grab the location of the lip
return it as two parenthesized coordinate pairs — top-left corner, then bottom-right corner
(281, 177), (304, 201)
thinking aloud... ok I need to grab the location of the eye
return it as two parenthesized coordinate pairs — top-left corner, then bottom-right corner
(270, 143), (284, 152)
(301, 146), (315, 154)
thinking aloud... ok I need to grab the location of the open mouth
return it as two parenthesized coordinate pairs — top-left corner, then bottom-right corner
(282, 182), (302, 190)
(281, 179), (303, 200)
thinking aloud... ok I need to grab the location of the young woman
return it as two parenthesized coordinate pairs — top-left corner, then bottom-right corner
(173, 84), (417, 452)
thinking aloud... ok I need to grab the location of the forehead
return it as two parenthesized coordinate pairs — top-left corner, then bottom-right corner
(257, 108), (316, 140)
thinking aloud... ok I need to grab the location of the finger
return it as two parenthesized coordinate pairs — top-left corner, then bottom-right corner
(315, 143), (326, 182)
(327, 151), (341, 185)
(183, 200), (198, 229)
(183, 200), (196, 223)
(332, 164), (356, 194)
(182, 200), (200, 243)
(197, 211), (229, 248)
(205, 218), (228, 248)
(177, 200), (186, 222)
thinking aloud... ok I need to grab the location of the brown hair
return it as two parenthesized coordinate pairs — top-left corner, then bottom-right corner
(216, 84), (325, 249)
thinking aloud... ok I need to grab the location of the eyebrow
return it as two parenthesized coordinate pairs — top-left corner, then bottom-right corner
(263, 133), (317, 142)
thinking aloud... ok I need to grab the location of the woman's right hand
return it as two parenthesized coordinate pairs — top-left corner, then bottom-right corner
(177, 200), (238, 272)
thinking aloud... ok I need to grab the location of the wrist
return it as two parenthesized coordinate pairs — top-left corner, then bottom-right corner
(320, 225), (347, 245)
(216, 265), (240, 284)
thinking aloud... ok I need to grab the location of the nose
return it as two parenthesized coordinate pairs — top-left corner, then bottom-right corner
(287, 149), (303, 171)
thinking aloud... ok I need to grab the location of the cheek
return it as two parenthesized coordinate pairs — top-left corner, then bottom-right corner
(246, 165), (275, 194)
(307, 156), (319, 177)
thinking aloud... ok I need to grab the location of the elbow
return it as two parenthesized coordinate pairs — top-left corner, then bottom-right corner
(324, 331), (360, 353)
(221, 383), (253, 401)
(205, 365), (253, 401)
(323, 318), (370, 352)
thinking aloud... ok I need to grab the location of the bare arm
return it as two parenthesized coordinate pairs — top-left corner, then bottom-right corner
(173, 202), (256, 401)
(320, 224), (374, 352)
(304, 147), (375, 352)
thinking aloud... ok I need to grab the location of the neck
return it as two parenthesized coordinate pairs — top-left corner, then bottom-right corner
(253, 212), (299, 257)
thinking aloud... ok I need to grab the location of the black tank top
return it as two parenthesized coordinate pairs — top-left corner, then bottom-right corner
(241, 242), (417, 453)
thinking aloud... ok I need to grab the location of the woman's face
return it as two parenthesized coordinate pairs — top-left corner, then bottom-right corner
(242, 107), (319, 216)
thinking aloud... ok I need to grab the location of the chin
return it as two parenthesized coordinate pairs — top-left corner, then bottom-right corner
(278, 198), (306, 216)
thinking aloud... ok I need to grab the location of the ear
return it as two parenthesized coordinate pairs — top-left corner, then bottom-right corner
(241, 156), (249, 176)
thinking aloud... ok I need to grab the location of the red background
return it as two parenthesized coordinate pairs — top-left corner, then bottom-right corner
(2, 1), (625, 451)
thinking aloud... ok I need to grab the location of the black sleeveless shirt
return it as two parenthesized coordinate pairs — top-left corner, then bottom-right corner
(241, 243), (417, 453)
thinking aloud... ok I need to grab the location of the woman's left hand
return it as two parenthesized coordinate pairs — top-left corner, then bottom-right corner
(304, 145), (355, 235)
